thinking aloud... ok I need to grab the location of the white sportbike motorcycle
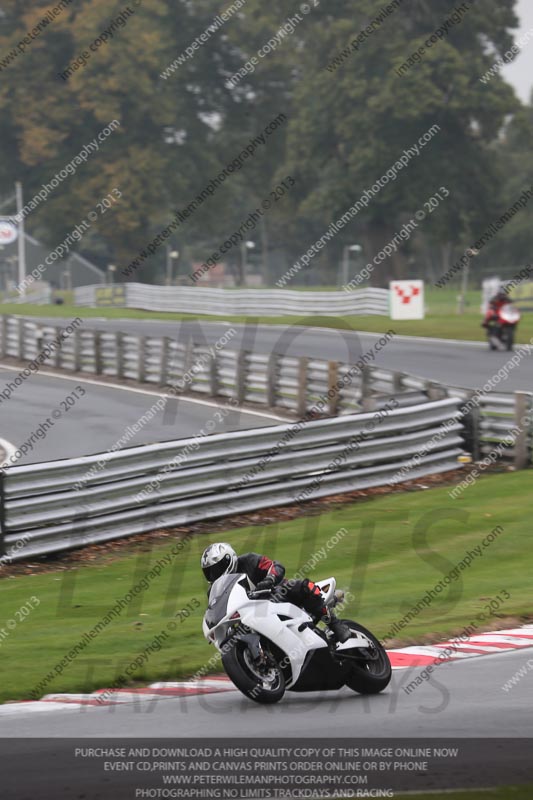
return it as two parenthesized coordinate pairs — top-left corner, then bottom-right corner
(202, 573), (391, 704)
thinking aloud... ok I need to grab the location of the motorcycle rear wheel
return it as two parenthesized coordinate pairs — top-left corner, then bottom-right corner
(222, 640), (286, 704)
(342, 620), (391, 694)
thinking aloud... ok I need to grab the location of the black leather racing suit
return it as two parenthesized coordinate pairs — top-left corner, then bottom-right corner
(235, 552), (326, 621)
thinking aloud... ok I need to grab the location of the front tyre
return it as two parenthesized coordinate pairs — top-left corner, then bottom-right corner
(503, 326), (515, 351)
(222, 640), (285, 704)
(342, 621), (391, 694)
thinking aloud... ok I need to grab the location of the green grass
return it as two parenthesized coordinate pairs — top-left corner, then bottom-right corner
(0, 471), (530, 703)
(2, 288), (532, 343)
(393, 788), (533, 800)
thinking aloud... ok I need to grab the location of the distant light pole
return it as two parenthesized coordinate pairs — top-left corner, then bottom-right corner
(107, 264), (116, 284)
(15, 181), (26, 296)
(62, 267), (72, 292)
(457, 248), (479, 315)
(241, 240), (255, 282)
(166, 247), (179, 286)
(342, 244), (362, 287)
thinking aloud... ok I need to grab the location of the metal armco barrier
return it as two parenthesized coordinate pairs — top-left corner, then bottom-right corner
(74, 283), (390, 317)
(0, 315), (430, 415)
(446, 387), (533, 468)
(0, 399), (464, 562)
(0, 315), (530, 458)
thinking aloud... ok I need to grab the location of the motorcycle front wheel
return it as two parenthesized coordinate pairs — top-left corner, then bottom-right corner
(502, 326), (515, 351)
(342, 620), (392, 694)
(222, 639), (286, 704)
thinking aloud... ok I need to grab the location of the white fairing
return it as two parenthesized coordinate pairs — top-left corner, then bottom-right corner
(203, 575), (371, 687)
(500, 306), (520, 324)
(315, 577), (336, 605)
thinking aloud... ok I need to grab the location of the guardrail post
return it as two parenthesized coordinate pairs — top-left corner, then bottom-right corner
(514, 391), (531, 469)
(115, 332), (125, 379)
(17, 318), (24, 360)
(361, 366), (374, 412)
(208, 353), (219, 397)
(460, 391), (480, 461)
(0, 469), (6, 560)
(267, 352), (279, 408)
(30, 319), (38, 354)
(426, 381), (447, 401)
(73, 330), (82, 372)
(327, 362), (340, 416)
(0, 316), (7, 357)
(182, 340), (194, 392)
(54, 326), (62, 368)
(393, 371), (404, 394)
(138, 336), (147, 383)
(94, 331), (103, 375)
(297, 357), (308, 417)
(235, 350), (247, 405)
(160, 336), (170, 387)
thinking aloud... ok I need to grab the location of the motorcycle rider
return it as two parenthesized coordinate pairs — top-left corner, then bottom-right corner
(201, 542), (352, 643)
(482, 289), (509, 327)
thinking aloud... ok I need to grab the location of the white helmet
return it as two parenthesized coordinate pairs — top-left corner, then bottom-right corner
(201, 543), (238, 583)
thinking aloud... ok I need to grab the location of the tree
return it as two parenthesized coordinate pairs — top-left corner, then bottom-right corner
(265, 0), (520, 284)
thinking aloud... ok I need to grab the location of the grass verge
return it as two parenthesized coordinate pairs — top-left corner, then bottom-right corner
(0, 471), (531, 703)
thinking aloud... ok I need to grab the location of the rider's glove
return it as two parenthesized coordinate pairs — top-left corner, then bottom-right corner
(255, 576), (276, 592)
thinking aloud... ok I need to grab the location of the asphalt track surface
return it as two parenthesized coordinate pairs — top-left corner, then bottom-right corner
(35, 317), (533, 393)
(0, 366), (281, 465)
(2, 648), (532, 737)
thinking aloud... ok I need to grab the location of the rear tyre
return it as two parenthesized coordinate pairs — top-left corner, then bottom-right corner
(342, 620), (391, 694)
(222, 639), (285, 704)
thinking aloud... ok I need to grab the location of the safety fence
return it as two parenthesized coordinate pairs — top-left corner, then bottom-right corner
(73, 283), (390, 317)
(0, 399), (464, 561)
(1, 315), (531, 457)
(0, 315), (432, 416)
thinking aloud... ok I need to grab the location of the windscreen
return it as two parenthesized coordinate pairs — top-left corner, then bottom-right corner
(204, 573), (246, 629)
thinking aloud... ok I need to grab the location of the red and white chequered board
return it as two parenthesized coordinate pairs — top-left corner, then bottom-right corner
(1, 625), (532, 713)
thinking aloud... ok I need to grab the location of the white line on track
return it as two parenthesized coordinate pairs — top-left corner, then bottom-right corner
(258, 324), (513, 350)
(312, 327), (490, 348)
(0, 363), (286, 422)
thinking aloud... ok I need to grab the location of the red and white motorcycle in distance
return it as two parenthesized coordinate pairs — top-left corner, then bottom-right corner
(202, 574), (391, 704)
(486, 304), (521, 351)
